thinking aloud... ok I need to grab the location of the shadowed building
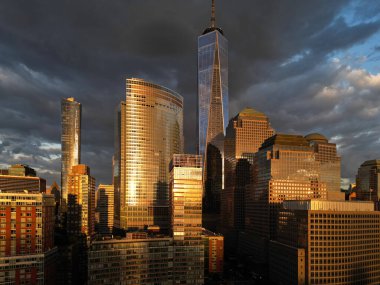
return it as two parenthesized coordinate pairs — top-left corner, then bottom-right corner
(305, 133), (343, 200)
(269, 200), (380, 285)
(222, 108), (275, 249)
(198, 0), (228, 222)
(96, 184), (114, 235)
(61, 97), (81, 210)
(355, 160), (380, 205)
(116, 78), (183, 231)
(170, 154), (204, 284)
(246, 134), (327, 262)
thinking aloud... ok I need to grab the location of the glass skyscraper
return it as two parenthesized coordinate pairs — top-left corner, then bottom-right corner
(61, 97), (81, 209)
(118, 78), (184, 230)
(197, 0), (228, 164)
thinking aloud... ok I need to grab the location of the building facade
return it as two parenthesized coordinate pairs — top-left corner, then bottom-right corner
(61, 97), (81, 209)
(0, 192), (56, 284)
(246, 134), (327, 262)
(202, 229), (224, 275)
(170, 154), (204, 284)
(222, 108), (275, 239)
(96, 184), (114, 234)
(305, 133), (343, 200)
(67, 165), (95, 237)
(118, 78), (183, 230)
(269, 200), (380, 285)
(88, 237), (173, 285)
(355, 160), (380, 202)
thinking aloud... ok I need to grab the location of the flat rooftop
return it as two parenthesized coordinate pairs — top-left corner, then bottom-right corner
(283, 199), (374, 212)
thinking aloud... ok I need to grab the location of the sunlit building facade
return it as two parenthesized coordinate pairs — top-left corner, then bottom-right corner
(67, 164), (95, 237)
(0, 192), (56, 284)
(61, 97), (81, 209)
(247, 134), (327, 262)
(118, 78), (184, 230)
(96, 184), (114, 234)
(305, 133), (343, 200)
(269, 200), (380, 285)
(202, 229), (224, 275)
(170, 154), (204, 284)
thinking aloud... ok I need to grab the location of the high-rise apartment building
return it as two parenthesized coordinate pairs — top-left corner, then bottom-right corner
(246, 134), (327, 262)
(170, 154), (204, 284)
(355, 160), (380, 203)
(305, 133), (343, 200)
(198, 0), (228, 215)
(88, 236), (174, 285)
(269, 200), (380, 285)
(67, 164), (95, 237)
(223, 108), (275, 236)
(61, 97), (81, 209)
(96, 184), (114, 234)
(0, 192), (57, 284)
(117, 78), (183, 230)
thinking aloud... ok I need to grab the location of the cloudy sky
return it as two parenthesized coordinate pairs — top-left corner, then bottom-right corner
(1, 0), (380, 188)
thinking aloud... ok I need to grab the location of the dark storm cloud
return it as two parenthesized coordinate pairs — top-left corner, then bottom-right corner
(0, 0), (380, 187)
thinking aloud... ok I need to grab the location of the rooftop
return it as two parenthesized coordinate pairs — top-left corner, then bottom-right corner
(283, 199), (374, 212)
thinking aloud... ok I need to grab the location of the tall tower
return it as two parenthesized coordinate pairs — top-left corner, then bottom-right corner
(118, 78), (184, 230)
(61, 97), (81, 208)
(170, 154), (204, 284)
(198, 0), (228, 171)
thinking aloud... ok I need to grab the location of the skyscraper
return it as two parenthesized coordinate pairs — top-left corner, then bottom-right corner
(118, 78), (184, 230)
(67, 164), (95, 237)
(223, 108), (275, 233)
(247, 134), (327, 262)
(170, 154), (204, 284)
(61, 97), (81, 209)
(198, 0), (228, 230)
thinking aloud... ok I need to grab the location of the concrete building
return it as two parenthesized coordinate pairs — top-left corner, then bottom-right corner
(269, 200), (380, 285)
(170, 154), (204, 284)
(0, 192), (57, 284)
(67, 164), (95, 237)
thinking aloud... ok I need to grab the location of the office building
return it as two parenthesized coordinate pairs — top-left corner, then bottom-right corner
(305, 133), (343, 200)
(67, 164), (95, 237)
(88, 236), (173, 285)
(198, 0), (228, 218)
(170, 154), (204, 284)
(202, 229), (224, 275)
(117, 78), (183, 230)
(247, 134), (327, 262)
(61, 97), (81, 209)
(0, 192), (57, 284)
(222, 108), (275, 238)
(269, 200), (380, 285)
(96, 184), (114, 234)
(355, 160), (380, 202)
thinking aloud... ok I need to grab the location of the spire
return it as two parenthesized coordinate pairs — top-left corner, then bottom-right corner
(211, 0), (216, 28)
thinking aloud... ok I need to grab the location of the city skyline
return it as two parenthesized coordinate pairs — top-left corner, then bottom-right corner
(1, 1), (380, 188)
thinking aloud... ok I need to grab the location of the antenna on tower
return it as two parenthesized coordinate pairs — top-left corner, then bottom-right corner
(211, 0), (216, 28)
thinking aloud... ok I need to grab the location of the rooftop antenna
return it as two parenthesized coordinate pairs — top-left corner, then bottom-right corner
(211, 0), (216, 28)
